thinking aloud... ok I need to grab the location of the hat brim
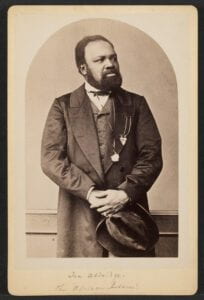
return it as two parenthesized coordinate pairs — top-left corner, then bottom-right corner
(96, 204), (159, 257)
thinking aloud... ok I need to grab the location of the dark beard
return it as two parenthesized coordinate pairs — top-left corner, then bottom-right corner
(86, 69), (122, 92)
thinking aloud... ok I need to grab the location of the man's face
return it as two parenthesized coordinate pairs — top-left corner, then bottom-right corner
(81, 40), (122, 91)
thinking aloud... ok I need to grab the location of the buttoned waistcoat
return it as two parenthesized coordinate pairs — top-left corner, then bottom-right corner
(41, 84), (163, 257)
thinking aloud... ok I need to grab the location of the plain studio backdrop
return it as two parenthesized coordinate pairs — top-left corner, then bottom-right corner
(25, 18), (178, 212)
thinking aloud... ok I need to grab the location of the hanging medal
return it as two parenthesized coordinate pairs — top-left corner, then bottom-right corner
(111, 151), (120, 162)
(111, 152), (120, 162)
(119, 136), (127, 146)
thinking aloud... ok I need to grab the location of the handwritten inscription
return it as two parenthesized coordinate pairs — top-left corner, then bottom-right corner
(55, 271), (138, 292)
(87, 271), (124, 279)
(73, 281), (137, 292)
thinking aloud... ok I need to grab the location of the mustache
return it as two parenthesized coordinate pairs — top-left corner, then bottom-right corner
(103, 69), (120, 76)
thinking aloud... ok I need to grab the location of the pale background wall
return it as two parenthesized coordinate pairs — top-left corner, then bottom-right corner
(25, 18), (178, 211)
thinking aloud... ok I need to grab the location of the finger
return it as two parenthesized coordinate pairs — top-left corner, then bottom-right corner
(90, 202), (103, 208)
(100, 203), (124, 214)
(90, 199), (109, 208)
(91, 197), (115, 209)
(90, 203), (104, 209)
(93, 190), (109, 198)
(97, 205), (113, 213)
(110, 205), (123, 214)
(102, 210), (115, 217)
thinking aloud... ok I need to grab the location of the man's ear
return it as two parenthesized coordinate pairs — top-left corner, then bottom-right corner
(79, 64), (87, 76)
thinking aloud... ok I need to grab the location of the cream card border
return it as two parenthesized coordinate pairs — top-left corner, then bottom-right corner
(8, 5), (197, 295)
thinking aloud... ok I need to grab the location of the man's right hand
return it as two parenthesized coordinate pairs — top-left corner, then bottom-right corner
(88, 189), (111, 216)
(88, 189), (108, 205)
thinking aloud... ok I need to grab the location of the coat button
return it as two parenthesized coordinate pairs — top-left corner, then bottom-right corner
(120, 166), (125, 172)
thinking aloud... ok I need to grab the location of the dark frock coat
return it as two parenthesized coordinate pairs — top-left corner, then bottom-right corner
(41, 84), (163, 257)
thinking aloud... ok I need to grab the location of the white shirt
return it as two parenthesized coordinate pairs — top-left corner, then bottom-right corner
(85, 81), (110, 111)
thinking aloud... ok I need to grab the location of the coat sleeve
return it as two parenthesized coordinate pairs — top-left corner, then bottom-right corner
(117, 96), (163, 201)
(41, 98), (95, 200)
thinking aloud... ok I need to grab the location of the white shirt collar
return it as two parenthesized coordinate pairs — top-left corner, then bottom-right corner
(84, 81), (110, 111)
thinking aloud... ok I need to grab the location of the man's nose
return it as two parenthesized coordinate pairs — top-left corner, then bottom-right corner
(104, 58), (115, 68)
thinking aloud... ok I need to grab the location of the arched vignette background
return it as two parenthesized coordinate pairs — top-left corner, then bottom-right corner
(25, 18), (178, 212)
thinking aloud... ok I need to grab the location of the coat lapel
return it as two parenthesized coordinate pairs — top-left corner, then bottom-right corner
(104, 89), (134, 173)
(68, 85), (104, 182)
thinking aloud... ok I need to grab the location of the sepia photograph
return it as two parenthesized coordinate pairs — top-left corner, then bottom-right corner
(8, 5), (197, 295)
(26, 16), (177, 259)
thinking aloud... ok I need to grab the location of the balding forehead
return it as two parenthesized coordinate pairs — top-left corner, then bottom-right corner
(84, 40), (116, 60)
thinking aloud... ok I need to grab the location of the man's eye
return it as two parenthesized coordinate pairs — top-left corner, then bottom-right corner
(94, 58), (104, 63)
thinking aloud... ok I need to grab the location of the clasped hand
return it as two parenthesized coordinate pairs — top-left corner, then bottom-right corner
(88, 189), (129, 217)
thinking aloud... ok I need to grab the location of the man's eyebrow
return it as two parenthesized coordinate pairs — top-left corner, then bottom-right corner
(93, 55), (105, 59)
(93, 54), (117, 60)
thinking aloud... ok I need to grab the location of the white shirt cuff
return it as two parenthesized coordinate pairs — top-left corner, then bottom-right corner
(87, 186), (95, 201)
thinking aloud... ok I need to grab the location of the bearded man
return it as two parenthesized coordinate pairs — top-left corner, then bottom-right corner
(41, 35), (163, 257)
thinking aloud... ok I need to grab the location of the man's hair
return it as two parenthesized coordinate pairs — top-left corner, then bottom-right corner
(75, 35), (114, 72)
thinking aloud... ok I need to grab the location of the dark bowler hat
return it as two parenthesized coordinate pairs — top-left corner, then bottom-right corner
(96, 203), (159, 257)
